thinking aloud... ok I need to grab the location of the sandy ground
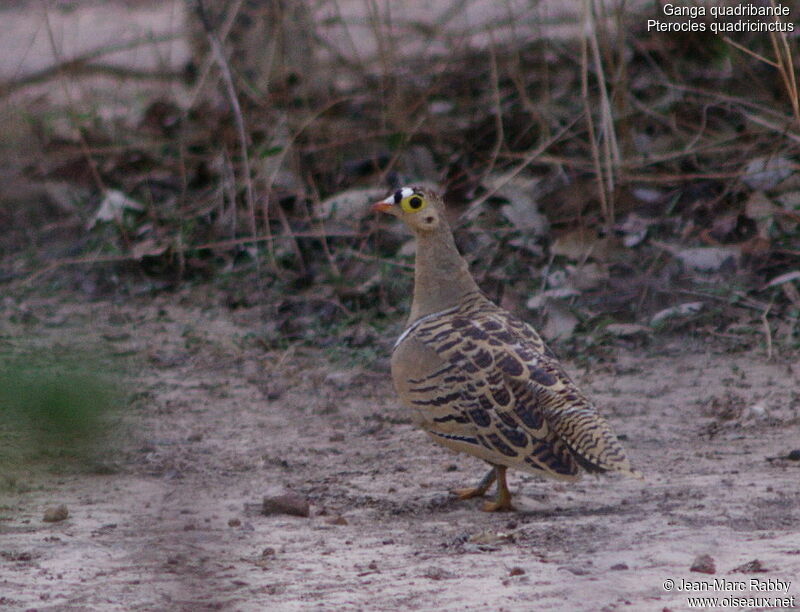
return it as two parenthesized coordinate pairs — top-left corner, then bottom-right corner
(1, 289), (799, 611)
(1, 2), (799, 610)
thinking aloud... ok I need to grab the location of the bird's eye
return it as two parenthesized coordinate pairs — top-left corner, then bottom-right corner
(398, 190), (428, 213)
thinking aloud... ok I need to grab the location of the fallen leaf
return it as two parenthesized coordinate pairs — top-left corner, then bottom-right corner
(542, 300), (579, 339)
(428, 100), (454, 114)
(566, 262), (609, 291)
(764, 270), (800, 288)
(631, 187), (665, 203)
(526, 288), (580, 310)
(88, 190), (143, 229)
(776, 190), (800, 212)
(551, 229), (619, 262)
(744, 191), (778, 238)
(319, 188), (376, 233)
(494, 177), (549, 237)
(742, 155), (794, 191)
(651, 302), (704, 326)
(679, 247), (739, 272)
(615, 213), (651, 247)
(604, 323), (652, 338)
(655, 241), (739, 272)
(131, 238), (169, 260)
(738, 236), (771, 256)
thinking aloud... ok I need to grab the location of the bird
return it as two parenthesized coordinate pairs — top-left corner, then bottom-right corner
(372, 186), (642, 512)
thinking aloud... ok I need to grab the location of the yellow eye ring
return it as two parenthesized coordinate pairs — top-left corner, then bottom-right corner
(401, 194), (426, 212)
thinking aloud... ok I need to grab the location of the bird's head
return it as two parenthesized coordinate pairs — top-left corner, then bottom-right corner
(372, 186), (443, 233)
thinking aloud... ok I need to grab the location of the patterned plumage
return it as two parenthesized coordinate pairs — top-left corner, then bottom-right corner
(373, 186), (641, 511)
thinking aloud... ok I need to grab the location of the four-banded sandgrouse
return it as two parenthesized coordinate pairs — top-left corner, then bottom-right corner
(373, 186), (642, 511)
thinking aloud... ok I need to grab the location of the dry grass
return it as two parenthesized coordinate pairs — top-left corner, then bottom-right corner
(1, 0), (799, 349)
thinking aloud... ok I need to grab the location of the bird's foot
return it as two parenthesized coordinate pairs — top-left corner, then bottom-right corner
(480, 465), (514, 512)
(481, 497), (515, 512)
(450, 486), (487, 500)
(450, 467), (497, 501)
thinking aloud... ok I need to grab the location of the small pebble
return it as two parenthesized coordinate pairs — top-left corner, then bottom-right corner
(43, 504), (69, 523)
(787, 449), (800, 461)
(325, 515), (348, 526)
(509, 567), (525, 576)
(262, 494), (310, 518)
(102, 332), (131, 342)
(562, 566), (590, 576)
(610, 563), (629, 571)
(422, 566), (456, 581)
(691, 554), (716, 574)
(265, 384), (286, 401)
(261, 547), (276, 557)
(228, 518), (241, 527)
(732, 559), (768, 573)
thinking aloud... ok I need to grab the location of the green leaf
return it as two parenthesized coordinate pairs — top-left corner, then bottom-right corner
(258, 145), (284, 158)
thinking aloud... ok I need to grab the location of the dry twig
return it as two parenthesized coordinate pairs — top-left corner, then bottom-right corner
(192, 0), (267, 270)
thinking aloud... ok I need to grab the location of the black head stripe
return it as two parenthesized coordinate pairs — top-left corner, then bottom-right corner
(393, 190), (403, 204)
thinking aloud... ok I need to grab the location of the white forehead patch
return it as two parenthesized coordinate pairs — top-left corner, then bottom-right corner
(382, 186), (416, 205)
(381, 186), (417, 205)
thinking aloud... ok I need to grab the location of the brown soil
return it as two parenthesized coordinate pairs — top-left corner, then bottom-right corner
(1, 289), (799, 611)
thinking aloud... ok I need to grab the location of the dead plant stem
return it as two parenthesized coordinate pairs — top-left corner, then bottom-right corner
(193, 0), (268, 272)
(459, 116), (581, 224)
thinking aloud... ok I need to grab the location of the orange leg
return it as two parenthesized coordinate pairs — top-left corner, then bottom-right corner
(481, 465), (515, 512)
(451, 467), (496, 500)
(451, 465), (516, 511)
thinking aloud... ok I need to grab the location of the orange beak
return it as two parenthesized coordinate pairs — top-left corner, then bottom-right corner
(371, 194), (397, 214)
(372, 201), (393, 213)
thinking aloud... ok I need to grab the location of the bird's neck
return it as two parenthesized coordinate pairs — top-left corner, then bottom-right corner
(408, 224), (480, 322)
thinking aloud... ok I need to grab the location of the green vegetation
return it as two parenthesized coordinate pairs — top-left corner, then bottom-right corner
(0, 351), (121, 473)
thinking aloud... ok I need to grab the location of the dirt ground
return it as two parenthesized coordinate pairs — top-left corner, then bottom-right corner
(2, 1), (800, 609)
(1, 288), (799, 611)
